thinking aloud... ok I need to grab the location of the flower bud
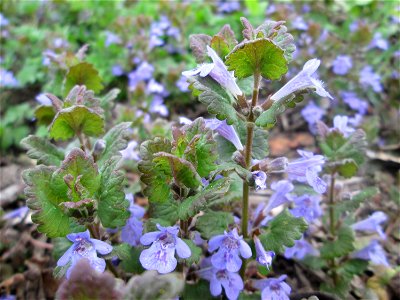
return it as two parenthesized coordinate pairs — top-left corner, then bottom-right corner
(93, 139), (106, 156)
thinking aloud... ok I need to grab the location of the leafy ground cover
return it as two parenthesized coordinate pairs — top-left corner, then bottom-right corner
(0, 1), (399, 299)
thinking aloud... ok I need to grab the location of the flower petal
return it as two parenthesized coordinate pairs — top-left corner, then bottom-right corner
(57, 246), (73, 266)
(208, 234), (225, 252)
(239, 240), (252, 258)
(175, 238), (191, 259)
(140, 231), (160, 245)
(90, 239), (113, 255)
(210, 280), (222, 297)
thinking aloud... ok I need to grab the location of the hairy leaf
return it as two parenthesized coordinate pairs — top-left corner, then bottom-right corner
(49, 105), (105, 141)
(259, 209), (308, 254)
(225, 38), (288, 80)
(97, 122), (132, 166)
(97, 157), (130, 228)
(320, 226), (355, 259)
(189, 34), (212, 63)
(23, 166), (81, 237)
(196, 210), (234, 240)
(34, 105), (55, 126)
(149, 199), (179, 224)
(21, 135), (65, 166)
(64, 62), (103, 96)
(179, 239), (202, 266)
(335, 187), (379, 219)
(179, 177), (232, 219)
(189, 75), (238, 124)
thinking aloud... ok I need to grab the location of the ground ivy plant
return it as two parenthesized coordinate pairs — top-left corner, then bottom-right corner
(19, 18), (387, 300)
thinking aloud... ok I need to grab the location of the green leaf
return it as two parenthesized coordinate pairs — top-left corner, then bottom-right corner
(49, 105), (105, 141)
(22, 166), (81, 237)
(21, 135), (65, 166)
(149, 199), (179, 225)
(335, 187), (379, 218)
(189, 75), (238, 124)
(97, 157), (130, 228)
(196, 210), (234, 240)
(138, 137), (174, 203)
(225, 38), (288, 80)
(255, 95), (304, 128)
(154, 152), (202, 189)
(52, 148), (100, 202)
(178, 177), (232, 220)
(120, 246), (145, 274)
(97, 122), (132, 166)
(338, 159), (358, 178)
(179, 239), (202, 265)
(210, 36), (230, 59)
(103, 243), (131, 261)
(259, 209), (308, 254)
(182, 280), (213, 300)
(209, 162), (252, 183)
(34, 105), (55, 126)
(321, 226), (355, 259)
(64, 62), (103, 97)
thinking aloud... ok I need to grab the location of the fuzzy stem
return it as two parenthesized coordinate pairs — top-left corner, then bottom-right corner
(240, 72), (261, 278)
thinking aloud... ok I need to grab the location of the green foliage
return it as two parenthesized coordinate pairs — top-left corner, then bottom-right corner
(96, 122), (132, 166)
(320, 226), (355, 259)
(49, 105), (105, 141)
(182, 280), (213, 300)
(34, 105), (55, 126)
(259, 209), (308, 254)
(335, 187), (379, 218)
(21, 135), (65, 166)
(64, 62), (103, 97)
(180, 239), (202, 265)
(97, 157), (130, 228)
(23, 166), (81, 237)
(196, 210), (234, 240)
(189, 75), (238, 124)
(225, 38), (288, 80)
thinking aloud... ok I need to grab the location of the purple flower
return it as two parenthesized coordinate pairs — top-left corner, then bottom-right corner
(121, 194), (145, 247)
(139, 224), (191, 274)
(292, 16), (309, 31)
(128, 61), (154, 90)
(287, 150), (327, 194)
(348, 114), (363, 127)
(359, 66), (383, 93)
(120, 141), (140, 161)
(176, 75), (189, 92)
(290, 194), (322, 223)
(2, 206), (29, 220)
(53, 38), (69, 49)
(351, 211), (388, 239)
(35, 94), (52, 106)
(332, 55), (352, 75)
(284, 238), (318, 260)
(253, 275), (291, 300)
(111, 65), (124, 76)
(0, 13), (9, 26)
(352, 240), (389, 266)
(254, 236), (275, 269)
(369, 32), (389, 50)
(57, 230), (113, 279)
(252, 171), (267, 191)
(204, 119), (243, 151)
(301, 101), (325, 134)
(149, 95), (169, 117)
(199, 264), (243, 300)
(166, 26), (180, 40)
(218, 1), (241, 14)
(104, 31), (121, 47)
(183, 46), (243, 99)
(0, 69), (19, 88)
(208, 228), (252, 272)
(271, 59), (333, 102)
(341, 91), (368, 115)
(263, 180), (293, 216)
(331, 115), (355, 137)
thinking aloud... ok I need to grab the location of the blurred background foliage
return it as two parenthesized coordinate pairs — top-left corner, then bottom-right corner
(0, 0), (399, 152)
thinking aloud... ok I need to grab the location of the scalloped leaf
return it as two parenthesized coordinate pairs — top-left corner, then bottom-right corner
(52, 148), (100, 202)
(49, 105), (104, 141)
(138, 137), (174, 203)
(259, 209), (308, 254)
(180, 239), (202, 266)
(64, 62), (103, 97)
(320, 226), (355, 259)
(178, 177), (232, 220)
(189, 34), (212, 63)
(21, 135), (65, 166)
(22, 166), (82, 238)
(196, 210), (234, 240)
(34, 105), (55, 126)
(97, 122), (132, 166)
(96, 157), (130, 228)
(189, 75), (238, 124)
(225, 38), (288, 80)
